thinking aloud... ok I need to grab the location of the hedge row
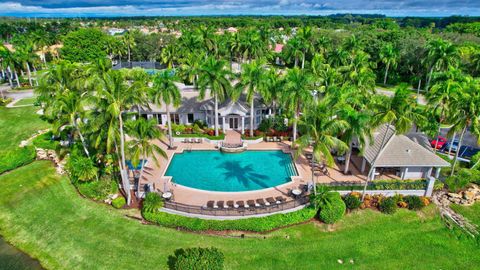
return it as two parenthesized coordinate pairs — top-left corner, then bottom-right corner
(325, 179), (439, 191)
(173, 133), (225, 140)
(142, 207), (317, 232)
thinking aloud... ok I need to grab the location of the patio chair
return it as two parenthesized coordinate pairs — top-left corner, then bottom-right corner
(237, 200), (246, 208)
(227, 200), (235, 208)
(205, 200), (215, 209)
(246, 200), (256, 208)
(217, 201), (226, 208)
(196, 138), (202, 143)
(266, 197), (276, 205)
(305, 153), (313, 160)
(275, 196), (286, 204)
(256, 198), (267, 207)
(182, 138), (188, 143)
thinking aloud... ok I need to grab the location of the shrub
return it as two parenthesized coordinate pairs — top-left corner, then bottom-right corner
(192, 124), (203, 134)
(66, 154), (98, 182)
(379, 197), (398, 214)
(403, 196), (425, 210)
(0, 97), (13, 106)
(142, 192), (164, 213)
(318, 199), (346, 224)
(445, 169), (475, 192)
(168, 247), (224, 270)
(258, 118), (273, 132)
(112, 197), (126, 209)
(343, 194), (361, 210)
(143, 207), (317, 232)
(193, 120), (206, 129)
(32, 131), (60, 150)
(76, 177), (118, 201)
(172, 124), (186, 134)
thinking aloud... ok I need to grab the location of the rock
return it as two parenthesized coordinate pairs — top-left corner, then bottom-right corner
(463, 191), (476, 201)
(111, 194), (119, 200)
(349, 259), (354, 264)
(337, 259), (343, 264)
(448, 193), (462, 199)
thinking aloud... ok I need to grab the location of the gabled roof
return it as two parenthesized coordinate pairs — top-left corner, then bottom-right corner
(363, 125), (450, 168)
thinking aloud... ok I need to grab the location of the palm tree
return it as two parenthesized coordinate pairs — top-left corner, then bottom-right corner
(362, 85), (421, 199)
(282, 67), (314, 148)
(150, 70), (181, 149)
(379, 43), (399, 85)
(179, 52), (204, 87)
(297, 26), (314, 69)
(126, 118), (167, 198)
(197, 56), (232, 136)
(93, 69), (148, 205)
(296, 100), (349, 195)
(234, 59), (268, 136)
(447, 78), (480, 176)
(283, 37), (303, 67)
(264, 68), (284, 115)
(424, 39), (459, 91)
(122, 31), (136, 63)
(426, 67), (463, 152)
(161, 44), (177, 69)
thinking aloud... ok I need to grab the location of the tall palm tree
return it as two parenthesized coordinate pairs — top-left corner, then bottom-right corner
(362, 85), (421, 199)
(379, 43), (399, 85)
(126, 118), (167, 198)
(150, 70), (181, 149)
(93, 69), (148, 205)
(447, 77), (480, 176)
(426, 67), (463, 152)
(264, 68), (284, 115)
(122, 31), (136, 63)
(284, 37), (303, 67)
(296, 100), (349, 195)
(297, 26), (314, 69)
(424, 39), (459, 91)
(234, 59), (268, 136)
(161, 44), (177, 69)
(282, 67), (314, 147)
(197, 56), (232, 136)
(179, 51), (204, 87)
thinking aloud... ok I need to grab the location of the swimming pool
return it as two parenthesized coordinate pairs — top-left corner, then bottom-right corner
(165, 150), (297, 192)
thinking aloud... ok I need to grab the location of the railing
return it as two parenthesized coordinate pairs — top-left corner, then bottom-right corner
(164, 195), (309, 217)
(112, 61), (165, 70)
(221, 142), (244, 148)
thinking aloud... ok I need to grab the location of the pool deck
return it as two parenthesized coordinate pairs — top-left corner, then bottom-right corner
(139, 137), (378, 207)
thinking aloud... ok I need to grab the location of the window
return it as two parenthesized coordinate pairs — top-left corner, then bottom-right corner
(170, 114), (180, 124)
(187, 113), (194, 123)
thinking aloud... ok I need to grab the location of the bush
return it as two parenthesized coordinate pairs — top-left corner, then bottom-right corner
(403, 196), (425, 210)
(112, 197), (126, 209)
(193, 120), (207, 129)
(76, 177), (118, 201)
(66, 154), (98, 182)
(318, 199), (346, 224)
(343, 194), (362, 210)
(31, 131), (60, 150)
(0, 97), (13, 106)
(445, 169), (477, 192)
(192, 124), (203, 134)
(143, 207), (317, 232)
(379, 197), (398, 214)
(168, 247), (224, 270)
(172, 124), (186, 134)
(142, 192), (164, 213)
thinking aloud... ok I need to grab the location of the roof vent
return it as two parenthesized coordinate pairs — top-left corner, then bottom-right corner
(406, 149), (411, 153)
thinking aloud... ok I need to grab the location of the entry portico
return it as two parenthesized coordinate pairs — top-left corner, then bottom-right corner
(217, 101), (248, 134)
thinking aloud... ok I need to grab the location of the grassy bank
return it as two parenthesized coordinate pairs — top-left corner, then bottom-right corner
(0, 106), (48, 174)
(451, 203), (480, 227)
(0, 161), (479, 269)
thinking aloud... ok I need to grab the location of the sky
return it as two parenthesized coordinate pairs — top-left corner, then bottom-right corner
(0, 0), (479, 17)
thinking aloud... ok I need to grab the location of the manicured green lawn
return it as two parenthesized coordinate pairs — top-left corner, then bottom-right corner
(0, 106), (49, 173)
(0, 161), (479, 269)
(13, 97), (37, 106)
(451, 203), (480, 227)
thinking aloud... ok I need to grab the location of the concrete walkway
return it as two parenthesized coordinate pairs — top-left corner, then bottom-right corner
(224, 130), (242, 144)
(0, 84), (35, 101)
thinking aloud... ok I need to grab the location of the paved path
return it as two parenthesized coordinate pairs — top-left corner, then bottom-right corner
(0, 84), (35, 100)
(224, 130), (242, 144)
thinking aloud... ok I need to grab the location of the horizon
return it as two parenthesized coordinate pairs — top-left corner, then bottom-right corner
(1, 0), (480, 18)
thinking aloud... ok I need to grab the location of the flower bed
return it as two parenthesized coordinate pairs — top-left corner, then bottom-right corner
(323, 179), (433, 191)
(142, 206), (317, 232)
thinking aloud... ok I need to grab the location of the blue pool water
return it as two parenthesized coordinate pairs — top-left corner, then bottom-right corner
(165, 150), (297, 192)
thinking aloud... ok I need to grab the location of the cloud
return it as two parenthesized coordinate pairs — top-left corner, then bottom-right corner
(0, 0), (479, 17)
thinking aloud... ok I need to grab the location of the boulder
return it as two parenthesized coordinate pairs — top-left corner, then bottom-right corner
(463, 191), (476, 201)
(448, 193), (462, 199)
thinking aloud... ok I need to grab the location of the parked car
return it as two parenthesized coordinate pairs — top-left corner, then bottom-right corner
(430, 136), (448, 149)
(444, 139), (460, 152)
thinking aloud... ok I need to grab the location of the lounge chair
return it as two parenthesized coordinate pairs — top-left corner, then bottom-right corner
(275, 196), (286, 204)
(217, 201), (226, 208)
(256, 198), (267, 207)
(246, 200), (256, 208)
(266, 197), (276, 205)
(305, 153), (313, 160)
(182, 138), (188, 143)
(237, 201), (246, 208)
(206, 200), (215, 208)
(196, 138), (202, 143)
(227, 200), (235, 208)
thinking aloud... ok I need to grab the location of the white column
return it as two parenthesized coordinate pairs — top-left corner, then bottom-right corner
(402, 167), (408, 180)
(241, 116), (245, 134)
(361, 158), (366, 173)
(426, 167), (433, 178)
(370, 167), (376, 180)
(435, 168), (441, 178)
(222, 116), (226, 133)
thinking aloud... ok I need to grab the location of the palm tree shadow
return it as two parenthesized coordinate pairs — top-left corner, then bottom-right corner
(217, 160), (269, 189)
